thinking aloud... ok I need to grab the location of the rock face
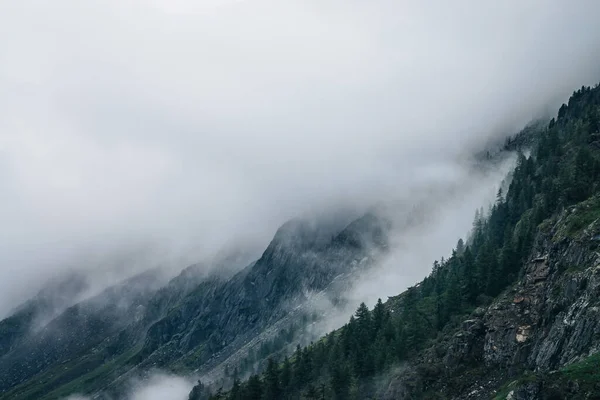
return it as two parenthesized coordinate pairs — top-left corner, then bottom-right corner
(479, 211), (600, 376)
(384, 205), (600, 399)
(0, 212), (389, 400)
(136, 212), (389, 373)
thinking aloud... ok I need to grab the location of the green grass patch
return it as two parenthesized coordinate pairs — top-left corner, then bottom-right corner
(560, 352), (600, 384)
(565, 265), (587, 274)
(494, 353), (600, 400)
(538, 217), (556, 234)
(559, 196), (600, 239)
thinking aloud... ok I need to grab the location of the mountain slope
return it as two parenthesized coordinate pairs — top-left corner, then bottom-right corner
(132, 212), (389, 377)
(0, 272), (90, 359)
(0, 212), (389, 400)
(189, 83), (600, 400)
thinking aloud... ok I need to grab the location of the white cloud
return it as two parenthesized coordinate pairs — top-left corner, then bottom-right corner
(62, 372), (193, 400)
(1, 0), (600, 315)
(129, 373), (193, 400)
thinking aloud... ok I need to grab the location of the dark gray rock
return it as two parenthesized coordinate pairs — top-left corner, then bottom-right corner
(381, 208), (600, 399)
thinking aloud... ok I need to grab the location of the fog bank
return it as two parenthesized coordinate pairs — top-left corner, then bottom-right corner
(2, 0), (600, 315)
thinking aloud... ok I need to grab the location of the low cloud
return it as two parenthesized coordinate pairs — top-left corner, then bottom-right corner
(64, 372), (194, 400)
(128, 373), (194, 400)
(307, 153), (517, 334)
(1, 0), (600, 315)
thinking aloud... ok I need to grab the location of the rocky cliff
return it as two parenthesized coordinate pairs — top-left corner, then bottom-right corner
(383, 197), (600, 400)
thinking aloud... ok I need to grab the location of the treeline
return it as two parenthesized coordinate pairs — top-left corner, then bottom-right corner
(189, 83), (600, 400)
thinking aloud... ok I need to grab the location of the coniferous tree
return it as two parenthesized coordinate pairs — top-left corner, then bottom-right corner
(263, 358), (281, 400)
(189, 380), (211, 400)
(445, 269), (461, 318)
(330, 362), (351, 400)
(456, 238), (465, 255)
(461, 246), (476, 303)
(280, 356), (291, 394)
(372, 298), (385, 339)
(402, 286), (421, 351)
(304, 384), (319, 400)
(228, 378), (242, 400)
(245, 375), (263, 400)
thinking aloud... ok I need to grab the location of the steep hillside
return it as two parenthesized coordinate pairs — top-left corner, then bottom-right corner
(0, 272), (90, 359)
(190, 84), (600, 400)
(0, 269), (167, 399)
(384, 199), (600, 400)
(0, 212), (389, 400)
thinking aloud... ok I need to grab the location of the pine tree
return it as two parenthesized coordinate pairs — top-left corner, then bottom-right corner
(461, 246), (476, 303)
(280, 356), (291, 394)
(304, 385), (319, 400)
(228, 378), (242, 400)
(456, 238), (465, 255)
(402, 286), (421, 351)
(189, 380), (211, 400)
(244, 375), (263, 400)
(372, 298), (385, 339)
(445, 269), (461, 318)
(263, 358), (281, 400)
(330, 362), (351, 400)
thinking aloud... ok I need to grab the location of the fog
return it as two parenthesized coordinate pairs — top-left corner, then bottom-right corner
(128, 373), (194, 400)
(349, 156), (516, 309)
(2, 0), (600, 317)
(66, 372), (194, 400)
(300, 152), (517, 336)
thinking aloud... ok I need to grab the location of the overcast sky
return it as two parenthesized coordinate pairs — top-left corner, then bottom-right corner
(1, 0), (600, 316)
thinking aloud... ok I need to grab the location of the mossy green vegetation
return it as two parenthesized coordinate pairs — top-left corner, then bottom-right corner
(495, 353), (600, 400)
(563, 196), (600, 238)
(560, 352), (600, 385)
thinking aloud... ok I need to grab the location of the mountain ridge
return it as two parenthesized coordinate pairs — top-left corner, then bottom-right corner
(0, 211), (390, 399)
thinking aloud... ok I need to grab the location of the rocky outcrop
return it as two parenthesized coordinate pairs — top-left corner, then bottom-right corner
(480, 208), (600, 376)
(384, 203), (600, 399)
(137, 213), (389, 370)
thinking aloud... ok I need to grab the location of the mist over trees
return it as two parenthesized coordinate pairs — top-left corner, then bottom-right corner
(2, 1), (600, 317)
(2, 1), (600, 399)
(190, 83), (600, 399)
